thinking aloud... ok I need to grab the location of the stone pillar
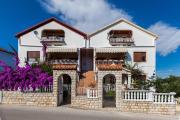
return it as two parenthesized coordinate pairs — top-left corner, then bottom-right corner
(53, 70), (58, 106)
(116, 71), (122, 108)
(97, 71), (103, 108)
(71, 71), (77, 98)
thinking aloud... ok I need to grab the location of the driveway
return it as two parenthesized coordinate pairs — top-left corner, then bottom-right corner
(0, 105), (179, 120)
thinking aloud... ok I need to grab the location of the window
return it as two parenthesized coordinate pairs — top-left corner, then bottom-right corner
(138, 75), (146, 81)
(134, 52), (146, 62)
(27, 51), (40, 64)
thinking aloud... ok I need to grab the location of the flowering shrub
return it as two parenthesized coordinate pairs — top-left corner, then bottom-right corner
(0, 51), (53, 91)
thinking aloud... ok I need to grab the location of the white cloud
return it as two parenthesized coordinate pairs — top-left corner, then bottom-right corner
(148, 22), (180, 56)
(40, 0), (132, 33)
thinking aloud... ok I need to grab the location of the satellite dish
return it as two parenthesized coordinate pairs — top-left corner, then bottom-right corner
(34, 31), (38, 36)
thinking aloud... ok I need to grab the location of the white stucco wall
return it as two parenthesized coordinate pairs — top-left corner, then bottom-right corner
(17, 19), (157, 79)
(90, 21), (156, 47)
(18, 21), (86, 66)
(126, 47), (156, 79)
(90, 21), (157, 79)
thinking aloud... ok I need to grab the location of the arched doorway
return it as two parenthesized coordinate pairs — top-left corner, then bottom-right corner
(103, 74), (116, 107)
(58, 74), (71, 106)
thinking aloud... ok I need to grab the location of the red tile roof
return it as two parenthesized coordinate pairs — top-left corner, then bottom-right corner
(97, 64), (122, 70)
(52, 64), (77, 70)
(15, 17), (88, 39)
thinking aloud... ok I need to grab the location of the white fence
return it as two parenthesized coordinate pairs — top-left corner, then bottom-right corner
(153, 93), (176, 104)
(87, 89), (98, 98)
(123, 90), (153, 101)
(123, 90), (176, 104)
(0, 91), (2, 103)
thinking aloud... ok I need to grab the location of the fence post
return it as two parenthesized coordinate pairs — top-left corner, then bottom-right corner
(148, 91), (154, 101)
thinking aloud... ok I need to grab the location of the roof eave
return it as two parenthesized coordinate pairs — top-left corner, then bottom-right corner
(15, 17), (88, 39)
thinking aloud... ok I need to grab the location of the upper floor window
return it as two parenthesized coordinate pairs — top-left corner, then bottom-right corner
(133, 52), (146, 62)
(41, 29), (66, 46)
(27, 51), (40, 64)
(108, 30), (134, 46)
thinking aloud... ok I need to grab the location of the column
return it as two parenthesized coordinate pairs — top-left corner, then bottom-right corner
(97, 71), (103, 108)
(127, 74), (131, 88)
(116, 71), (122, 108)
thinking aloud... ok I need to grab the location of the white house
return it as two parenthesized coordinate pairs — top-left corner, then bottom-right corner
(16, 17), (159, 107)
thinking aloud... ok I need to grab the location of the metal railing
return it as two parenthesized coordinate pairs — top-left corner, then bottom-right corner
(76, 87), (86, 96)
(96, 60), (123, 64)
(41, 36), (65, 42)
(109, 37), (134, 43)
(103, 84), (116, 92)
(23, 85), (53, 93)
(49, 59), (78, 64)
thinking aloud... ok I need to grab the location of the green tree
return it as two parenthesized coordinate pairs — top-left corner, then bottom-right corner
(154, 76), (180, 97)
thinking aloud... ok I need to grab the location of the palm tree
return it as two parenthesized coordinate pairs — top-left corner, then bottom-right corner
(125, 62), (149, 89)
(0, 47), (14, 55)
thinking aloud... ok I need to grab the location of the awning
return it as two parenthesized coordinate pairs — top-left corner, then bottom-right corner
(47, 48), (77, 53)
(95, 48), (127, 53)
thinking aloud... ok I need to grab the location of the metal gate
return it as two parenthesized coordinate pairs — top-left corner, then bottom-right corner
(0, 91), (2, 103)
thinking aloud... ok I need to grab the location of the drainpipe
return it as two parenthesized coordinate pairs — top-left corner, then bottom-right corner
(88, 37), (90, 48)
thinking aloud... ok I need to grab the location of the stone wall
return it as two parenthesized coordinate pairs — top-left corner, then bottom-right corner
(1, 91), (56, 107)
(71, 96), (101, 109)
(121, 100), (176, 115)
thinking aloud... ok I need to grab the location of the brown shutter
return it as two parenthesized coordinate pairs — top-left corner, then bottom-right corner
(134, 52), (146, 62)
(27, 51), (40, 58)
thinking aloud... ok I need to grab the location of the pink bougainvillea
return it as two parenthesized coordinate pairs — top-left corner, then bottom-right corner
(0, 51), (53, 91)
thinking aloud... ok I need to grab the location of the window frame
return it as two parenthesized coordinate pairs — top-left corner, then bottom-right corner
(133, 52), (146, 62)
(27, 51), (40, 64)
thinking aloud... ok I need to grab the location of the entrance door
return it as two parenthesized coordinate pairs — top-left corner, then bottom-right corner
(62, 74), (71, 104)
(80, 48), (93, 71)
(58, 74), (71, 106)
(103, 74), (116, 107)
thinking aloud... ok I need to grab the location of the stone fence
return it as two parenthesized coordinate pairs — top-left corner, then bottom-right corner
(0, 91), (56, 107)
(121, 90), (176, 115)
(0, 89), (177, 115)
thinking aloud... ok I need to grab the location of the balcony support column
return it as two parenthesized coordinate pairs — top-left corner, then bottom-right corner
(127, 74), (131, 89)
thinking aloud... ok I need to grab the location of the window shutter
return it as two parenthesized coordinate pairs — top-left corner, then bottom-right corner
(27, 51), (40, 58)
(134, 52), (146, 62)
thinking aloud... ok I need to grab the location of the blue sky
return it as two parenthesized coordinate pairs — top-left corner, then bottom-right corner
(0, 0), (180, 77)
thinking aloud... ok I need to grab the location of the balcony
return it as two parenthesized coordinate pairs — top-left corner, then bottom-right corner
(41, 29), (66, 46)
(108, 30), (134, 46)
(109, 37), (134, 46)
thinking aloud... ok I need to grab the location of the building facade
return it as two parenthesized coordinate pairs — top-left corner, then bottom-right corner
(16, 17), (158, 108)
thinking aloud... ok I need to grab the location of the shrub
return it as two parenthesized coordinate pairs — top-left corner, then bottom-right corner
(0, 50), (53, 91)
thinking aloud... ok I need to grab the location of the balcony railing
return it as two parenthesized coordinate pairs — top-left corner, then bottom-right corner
(49, 59), (78, 64)
(87, 89), (98, 98)
(123, 90), (176, 104)
(96, 60), (123, 64)
(41, 36), (65, 42)
(109, 37), (134, 46)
